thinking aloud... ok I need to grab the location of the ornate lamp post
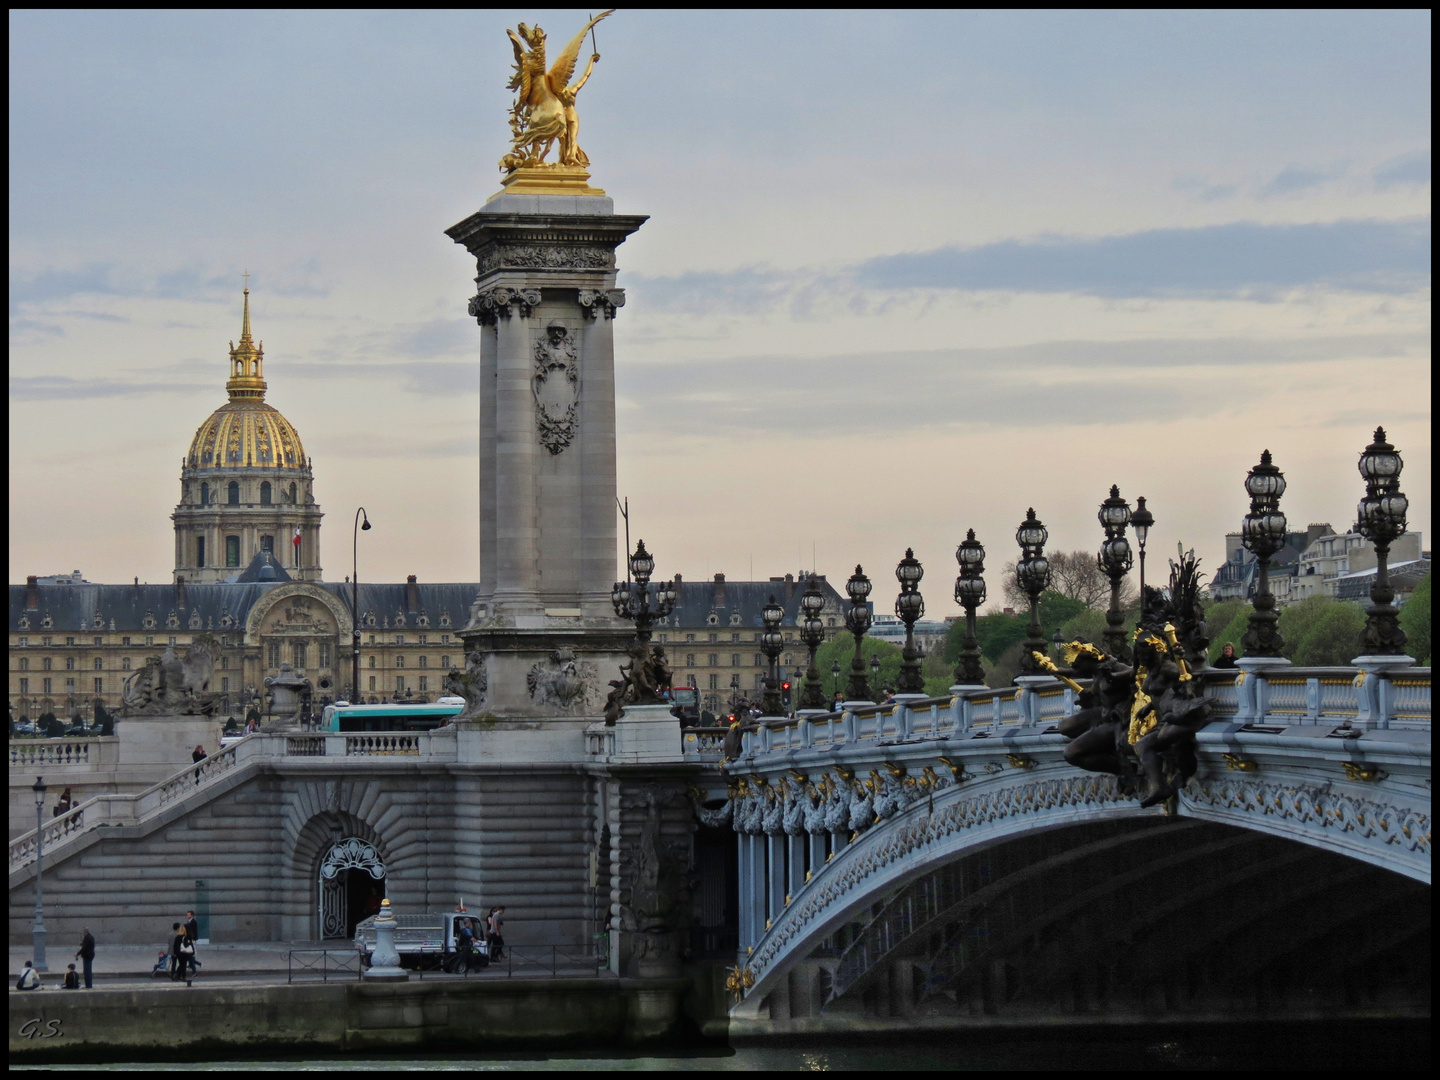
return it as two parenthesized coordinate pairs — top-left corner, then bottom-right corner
(759, 595), (785, 716)
(830, 661), (842, 699)
(952, 529), (987, 686)
(894, 549), (926, 694)
(844, 566), (874, 701)
(32, 775), (47, 971)
(1240, 451), (1288, 658)
(1355, 427), (1410, 655)
(351, 508), (371, 704)
(1097, 485), (1133, 658)
(798, 577), (828, 709)
(611, 540), (678, 645)
(1015, 509), (1052, 677)
(1131, 496), (1153, 620)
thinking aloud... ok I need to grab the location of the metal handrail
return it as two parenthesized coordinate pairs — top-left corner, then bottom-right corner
(287, 948), (364, 983)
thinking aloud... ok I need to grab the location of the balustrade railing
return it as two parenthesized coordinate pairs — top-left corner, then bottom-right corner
(8, 738), (113, 768)
(735, 665), (1429, 761)
(343, 733), (420, 757)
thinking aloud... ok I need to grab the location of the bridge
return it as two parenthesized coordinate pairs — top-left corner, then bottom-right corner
(714, 659), (1430, 1024)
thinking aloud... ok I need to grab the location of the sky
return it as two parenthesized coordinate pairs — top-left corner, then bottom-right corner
(9, 10), (1432, 612)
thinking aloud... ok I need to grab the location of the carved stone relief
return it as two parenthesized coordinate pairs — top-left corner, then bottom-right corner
(533, 322), (580, 455)
(476, 245), (613, 278)
(526, 647), (595, 710)
(468, 286), (542, 326)
(578, 288), (626, 320)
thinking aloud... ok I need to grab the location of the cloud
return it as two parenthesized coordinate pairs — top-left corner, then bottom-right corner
(1260, 165), (1339, 198)
(1172, 175), (1238, 202)
(9, 262), (328, 313)
(615, 333), (1427, 435)
(1373, 150), (1430, 188)
(632, 219), (1431, 313)
(9, 375), (207, 401)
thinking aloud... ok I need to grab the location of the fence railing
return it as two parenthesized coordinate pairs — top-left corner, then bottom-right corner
(739, 663), (1430, 759)
(287, 949), (364, 983)
(9, 737), (118, 769)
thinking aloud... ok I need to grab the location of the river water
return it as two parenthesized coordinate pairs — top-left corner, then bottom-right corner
(12, 1021), (1431, 1071)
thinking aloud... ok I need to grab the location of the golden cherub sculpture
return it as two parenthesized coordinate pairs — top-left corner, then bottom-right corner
(500, 10), (613, 173)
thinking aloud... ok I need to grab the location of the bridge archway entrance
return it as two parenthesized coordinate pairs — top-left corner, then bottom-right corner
(318, 837), (385, 939)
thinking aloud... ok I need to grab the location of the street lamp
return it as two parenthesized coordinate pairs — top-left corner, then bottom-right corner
(1131, 496), (1154, 620)
(894, 549), (926, 694)
(1240, 451), (1288, 658)
(953, 529), (987, 686)
(1015, 509), (1052, 678)
(351, 508), (371, 705)
(1355, 427), (1410, 655)
(759, 595), (785, 716)
(869, 654), (882, 688)
(612, 539), (678, 646)
(830, 661), (842, 699)
(1097, 485), (1134, 659)
(798, 576), (828, 709)
(844, 566), (875, 701)
(32, 775), (47, 971)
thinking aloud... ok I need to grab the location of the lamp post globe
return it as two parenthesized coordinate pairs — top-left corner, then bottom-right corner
(759, 595), (786, 715)
(32, 775), (47, 971)
(1354, 427), (1410, 655)
(952, 529), (987, 686)
(1130, 496), (1154, 619)
(1096, 486), (1134, 658)
(798, 575), (828, 710)
(894, 548), (926, 694)
(1240, 451), (1287, 658)
(844, 566), (875, 701)
(1015, 509), (1052, 678)
(350, 508), (371, 707)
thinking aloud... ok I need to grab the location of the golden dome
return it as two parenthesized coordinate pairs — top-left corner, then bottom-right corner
(185, 287), (308, 471)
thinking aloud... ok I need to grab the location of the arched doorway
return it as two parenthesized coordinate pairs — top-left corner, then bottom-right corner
(318, 837), (385, 939)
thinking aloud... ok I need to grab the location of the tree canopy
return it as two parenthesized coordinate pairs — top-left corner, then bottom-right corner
(1400, 572), (1431, 664)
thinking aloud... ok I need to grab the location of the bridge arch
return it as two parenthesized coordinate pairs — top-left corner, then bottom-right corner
(735, 761), (1430, 1013)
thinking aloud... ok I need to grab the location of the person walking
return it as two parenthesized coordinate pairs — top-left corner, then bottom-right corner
(1214, 642), (1238, 669)
(486, 907), (506, 962)
(169, 922), (194, 984)
(76, 926), (96, 988)
(183, 910), (202, 974)
(192, 744), (208, 784)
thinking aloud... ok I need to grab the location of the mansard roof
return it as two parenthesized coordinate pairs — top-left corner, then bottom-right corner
(9, 580), (480, 635)
(659, 571), (850, 630)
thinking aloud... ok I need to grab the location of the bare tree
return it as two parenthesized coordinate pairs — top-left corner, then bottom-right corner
(998, 551), (1136, 611)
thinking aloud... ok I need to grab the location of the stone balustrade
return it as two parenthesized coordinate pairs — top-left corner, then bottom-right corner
(9, 738), (119, 770)
(739, 665), (1430, 759)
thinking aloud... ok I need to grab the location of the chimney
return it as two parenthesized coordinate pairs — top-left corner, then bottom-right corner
(713, 572), (726, 609)
(784, 572), (794, 600)
(406, 574), (421, 613)
(25, 575), (39, 610)
(175, 575), (188, 609)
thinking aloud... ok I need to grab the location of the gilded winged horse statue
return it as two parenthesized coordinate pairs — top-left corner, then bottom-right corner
(500, 10), (613, 173)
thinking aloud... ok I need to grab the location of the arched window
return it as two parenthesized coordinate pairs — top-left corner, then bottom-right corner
(227, 481), (240, 505)
(196, 536), (206, 568)
(200, 482), (209, 506)
(260, 481), (272, 505)
(290, 482), (298, 503)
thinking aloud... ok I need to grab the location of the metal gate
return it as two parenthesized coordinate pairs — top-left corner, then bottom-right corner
(318, 837), (385, 939)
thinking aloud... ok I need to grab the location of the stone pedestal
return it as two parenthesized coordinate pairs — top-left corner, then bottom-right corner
(446, 187), (648, 725)
(363, 899), (408, 982)
(612, 703), (683, 762)
(1233, 656), (1290, 722)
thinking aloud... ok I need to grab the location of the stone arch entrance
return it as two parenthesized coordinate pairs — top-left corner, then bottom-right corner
(317, 836), (385, 940)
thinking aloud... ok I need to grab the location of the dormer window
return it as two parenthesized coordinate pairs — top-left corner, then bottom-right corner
(142, 612), (157, 630)
(439, 611), (452, 628)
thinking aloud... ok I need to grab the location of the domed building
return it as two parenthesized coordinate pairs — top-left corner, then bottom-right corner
(172, 288), (323, 584)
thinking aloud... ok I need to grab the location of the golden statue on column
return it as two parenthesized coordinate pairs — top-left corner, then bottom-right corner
(495, 10), (613, 198)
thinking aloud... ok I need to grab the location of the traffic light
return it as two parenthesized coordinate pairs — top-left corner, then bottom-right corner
(781, 681), (792, 708)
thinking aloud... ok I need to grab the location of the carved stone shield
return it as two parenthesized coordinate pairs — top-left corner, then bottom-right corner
(534, 322), (579, 454)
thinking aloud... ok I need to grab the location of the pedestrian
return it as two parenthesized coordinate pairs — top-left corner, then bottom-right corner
(881, 687), (896, 704)
(486, 906), (506, 962)
(62, 964), (81, 990)
(53, 787), (73, 817)
(184, 911), (202, 973)
(16, 961), (41, 990)
(832, 691), (845, 711)
(192, 744), (207, 784)
(169, 922), (193, 984)
(1214, 642), (1238, 669)
(455, 917), (475, 973)
(76, 926), (96, 988)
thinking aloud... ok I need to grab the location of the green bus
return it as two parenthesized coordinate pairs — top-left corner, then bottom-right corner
(320, 700), (464, 733)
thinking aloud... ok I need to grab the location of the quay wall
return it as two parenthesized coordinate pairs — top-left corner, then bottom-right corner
(8, 976), (691, 1061)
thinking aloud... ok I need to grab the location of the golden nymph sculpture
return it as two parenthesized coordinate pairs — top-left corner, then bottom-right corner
(500, 10), (613, 174)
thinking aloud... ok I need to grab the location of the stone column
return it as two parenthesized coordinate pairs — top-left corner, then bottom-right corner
(808, 830), (827, 878)
(766, 833), (785, 926)
(787, 833), (805, 900)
